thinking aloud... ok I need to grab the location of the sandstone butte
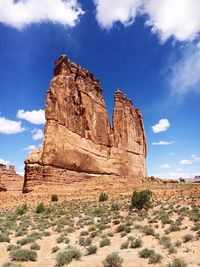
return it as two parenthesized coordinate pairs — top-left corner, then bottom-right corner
(23, 55), (147, 192)
(0, 164), (24, 191)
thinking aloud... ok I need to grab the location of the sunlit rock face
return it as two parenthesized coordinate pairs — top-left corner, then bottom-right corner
(0, 164), (24, 191)
(24, 55), (147, 192)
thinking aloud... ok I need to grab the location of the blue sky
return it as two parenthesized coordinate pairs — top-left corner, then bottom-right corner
(0, 0), (200, 178)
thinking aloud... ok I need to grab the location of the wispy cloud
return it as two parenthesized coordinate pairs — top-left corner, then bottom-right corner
(0, 0), (84, 30)
(180, 159), (192, 165)
(152, 119), (170, 133)
(32, 129), (43, 141)
(152, 141), (174, 145)
(160, 164), (171, 169)
(170, 44), (200, 96)
(17, 109), (45, 125)
(0, 116), (25, 134)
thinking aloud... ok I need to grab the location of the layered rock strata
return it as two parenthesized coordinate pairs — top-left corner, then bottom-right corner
(24, 55), (147, 192)
(0, 164), (24, 191)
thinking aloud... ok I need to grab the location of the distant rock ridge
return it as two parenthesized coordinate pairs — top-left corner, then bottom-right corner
(23, 55), (147, 192)
(0, 164), (24, 191)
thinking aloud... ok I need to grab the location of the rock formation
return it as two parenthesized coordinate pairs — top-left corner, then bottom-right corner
(0, 164), (24, 191)
(24, 55), (147, 192)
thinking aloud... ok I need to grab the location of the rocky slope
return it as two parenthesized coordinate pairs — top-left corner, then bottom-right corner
(24, 55), (147, 192)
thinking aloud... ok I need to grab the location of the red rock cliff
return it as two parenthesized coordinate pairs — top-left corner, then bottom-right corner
(24, 55), (147, 192)
(0, 164), (24, 191)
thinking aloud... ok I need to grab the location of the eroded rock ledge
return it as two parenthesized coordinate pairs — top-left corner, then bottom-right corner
(23, 55), (147, 192)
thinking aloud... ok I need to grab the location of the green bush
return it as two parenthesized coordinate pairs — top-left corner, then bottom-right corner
(100, 237), (111, 247)
(120, 240), (129, 249)
(142, 226), (155, 236)
(182, 234), (193, 243)
(102, 252), (123, 267)
(0, 233), (10, 243)
(36, 203), (45, 214)
(56, 247), (81, 266)
(51, 194), (59, 202)
(52, 246), (60, 253)
(131, 190), (152, 210)
(16, 204), (28, 216)
(167, 258), (187, 267)
(30, 243), (40, 250)
(130, 238), (143, 248)
(99, 192), (108, 202)
(139, 248), (155, 259)
(9, 249), (37, 262)
(86, 245), (97, 255)
(148, 253), (162, 264)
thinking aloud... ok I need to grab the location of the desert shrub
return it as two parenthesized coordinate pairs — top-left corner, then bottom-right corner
(142, 226), (155, 236)
(16, 204), (28, 216)
(100, 237), (111, 247)
(30, 243), (40, 250)
(99, 192), (108, 202)
(7, 244), (20, 251)
(167, 258), (187, 267)
(17, 237), (35, 246)
(174, 240), (182, 247)
(0, 233), (10, 243)
(116, 224), (126, 233)
(56, 234), (70, 244)
(165, 223), (180, 234)
(120, 240), (129, 249)
(80, 230), (89, 236)
(182, 234), (193, 243)
(148, 253), (162, 264)
(102, 252), (123, 267)
(36, 203), (45, 214)
(130, 238), (142, 248)
(86, 245), (97, 255)
(131, 190), (152, 210)
(9, 249), (37, 262)
(56, 247), (81, 266)
(52, 246), (60, 253)
(139, 248), (155, 259)
(79, 237), (92, 247)
(51, 194), (59, 202)
(88, 225), (96, 232)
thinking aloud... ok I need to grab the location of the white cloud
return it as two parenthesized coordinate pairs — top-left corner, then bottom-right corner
(0, 116), (25, 134)
(180, 159), (192, 165)
(32, 129), (43, 140)
(94, 0), (200, 42)
(170, 44), (200, 95)
(0, 158), (10, 165)
(94, 0), (141, 29)
(152, 171), (197, 179)
(17, 109), (45, 125)
(152, 141), (174, 145)
(0, 0), (84, 30)
(160, 164), (171, 169)
(144, 0), (200, 42)
(151, 119), (170, 133)
(191, 155), (200, 162)
(23, 145), (37, 151)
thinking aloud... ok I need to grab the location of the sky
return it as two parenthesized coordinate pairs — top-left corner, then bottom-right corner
(0, 0), (200, 179)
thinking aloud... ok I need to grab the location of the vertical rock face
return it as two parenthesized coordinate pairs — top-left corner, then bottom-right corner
(0, 164), (24, 191)
(24, 55), (147, 192)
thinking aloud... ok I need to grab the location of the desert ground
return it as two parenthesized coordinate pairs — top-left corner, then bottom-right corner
(0, 176), (200, 267)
